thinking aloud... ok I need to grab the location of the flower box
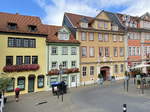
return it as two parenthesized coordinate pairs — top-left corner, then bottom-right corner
(3, 64), (40, 72)
(48, 68), (79, 75)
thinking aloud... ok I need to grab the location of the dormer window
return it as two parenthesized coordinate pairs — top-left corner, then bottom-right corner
(8, 23), (17, 30)
(80, 22), (88, 28)
(59, 33), (69, 40)
(112, 25), (118, 31)
(28, 25), (37, 32)
(80, 17), (88, 28)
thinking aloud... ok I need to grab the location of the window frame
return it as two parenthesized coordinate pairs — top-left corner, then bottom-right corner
(90, 66), (94, 75)
(71, 61), (76, 68)
(82, 66), (87, 76)
(81, 32), (87, 41)
(16, 56), (23, 65)
(37, 75), (44, 88)
(17, 77), (25, 90)
(89, 47), (94, 57)
(105, 47), (109, 57)
(113, 47), (118, 57)
(120, 47), (124, 57)
(71, 47), (77, 55)
(32, 56), (38, 64)
(81, 46), (87, 57)
(6, 56), (13, 65)
(62, 47), (68, 55)
(51, 61), (57, 69)
(24, 56), (31, 64)
(89, 32), (94, 41)
(6, 78), (15, 92)
(51, 47), (58, 55)
(99, 47), (103, 57)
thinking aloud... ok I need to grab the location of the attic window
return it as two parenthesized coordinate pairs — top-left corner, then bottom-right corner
(28, 25), (37, 32)
(59, 33), (69, 40)
(80, 17), (88, 28)
(8, 23), (17, 30)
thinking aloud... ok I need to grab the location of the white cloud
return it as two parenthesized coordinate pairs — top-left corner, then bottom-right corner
(36, 0), (150, 25)
(121, 0), (150, 16)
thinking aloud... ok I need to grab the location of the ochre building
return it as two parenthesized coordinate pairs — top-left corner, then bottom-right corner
(0, 12), (47, 96)
(63, 11), (126, 85)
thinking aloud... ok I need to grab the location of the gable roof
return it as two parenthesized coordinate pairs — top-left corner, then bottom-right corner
(65, 12), (125, 32)
(44, 25), (80, 44)
(65, 12), (93, 28)
(0, 12), (47, 36)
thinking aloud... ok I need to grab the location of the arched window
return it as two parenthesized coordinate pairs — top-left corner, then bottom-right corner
(6, 78), (15, 92)
(17, 77), (25, 90)
(37, 75), (44, 88)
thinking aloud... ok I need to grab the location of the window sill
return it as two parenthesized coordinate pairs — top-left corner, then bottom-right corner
(51, 54), (58, 55)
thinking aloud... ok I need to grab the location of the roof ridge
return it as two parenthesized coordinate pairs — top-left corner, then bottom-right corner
(65, 12), (93, 18)
(0, 12), (40, 19)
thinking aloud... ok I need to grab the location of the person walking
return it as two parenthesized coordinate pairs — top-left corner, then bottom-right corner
(15, 87), (20, 102)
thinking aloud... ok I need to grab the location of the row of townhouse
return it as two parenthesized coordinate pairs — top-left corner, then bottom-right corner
(63, 10), (150, 84)
(0, 10), (150, 96)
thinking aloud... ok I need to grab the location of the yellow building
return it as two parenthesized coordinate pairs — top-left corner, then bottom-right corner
(63, 11), (126, 85)
(0, 12), (47, 96)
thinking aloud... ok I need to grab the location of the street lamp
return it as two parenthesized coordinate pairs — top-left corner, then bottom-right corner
(59, 63), (63, 82)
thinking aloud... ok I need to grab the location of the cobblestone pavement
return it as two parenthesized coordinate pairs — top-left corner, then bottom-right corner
(4, 79), (150, 112)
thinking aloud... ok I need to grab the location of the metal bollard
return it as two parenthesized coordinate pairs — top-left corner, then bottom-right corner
(123, 104), (127, 112)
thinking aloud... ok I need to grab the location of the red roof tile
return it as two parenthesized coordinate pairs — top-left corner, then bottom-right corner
(65, 12), (93, 28)
(0, 12), (47, 35)
(44, 25), (80, 44)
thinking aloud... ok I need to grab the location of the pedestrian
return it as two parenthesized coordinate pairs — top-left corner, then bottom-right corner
(15, 86), (20, 102)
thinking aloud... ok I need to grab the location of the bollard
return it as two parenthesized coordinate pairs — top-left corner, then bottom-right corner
(126, 80), (129, 92)
(123, 104), (127, 112)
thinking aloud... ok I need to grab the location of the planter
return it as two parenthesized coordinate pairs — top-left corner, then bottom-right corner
(3, 64), (40, 72)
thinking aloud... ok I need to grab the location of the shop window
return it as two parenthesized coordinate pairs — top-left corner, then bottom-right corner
(38, 75), (44, 88)
(17, 77), (25, 90)
(6, 78), (15, 92)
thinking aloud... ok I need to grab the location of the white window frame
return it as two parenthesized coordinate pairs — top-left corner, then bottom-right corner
(81, 47), (87, 57)
(120, 47), (124, 57)
(71, 61), (76, 68)
(89, 47), (94, 57)
(51, 61), (57, 69)
(71, 47), (77, 55)
(62, 61), (67, 68)
(82, 66), (87, 76)
(81, 32), (86, 41)
(51, 47), (57, 55)
(113, 35), (117, 41)
(98, 33), (103, 41)
(62, 47), (68, 55)
(104, 34), (109, 42)
(89, 32), (94, 41)
(90, 66), (94, 75)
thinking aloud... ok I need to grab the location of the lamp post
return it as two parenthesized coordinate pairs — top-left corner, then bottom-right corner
(59, 63), (64, 102)
(59, 64), (63, 82)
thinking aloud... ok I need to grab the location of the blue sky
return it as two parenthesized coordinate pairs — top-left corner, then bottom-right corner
(1, 0), (150, 25)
